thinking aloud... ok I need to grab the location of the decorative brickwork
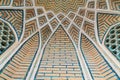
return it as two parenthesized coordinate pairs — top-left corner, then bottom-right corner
(0, 0), (120, 80)
(36, 26), (84, 80)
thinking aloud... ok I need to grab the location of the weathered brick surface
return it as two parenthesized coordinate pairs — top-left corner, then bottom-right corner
(36, 26), (83, 80)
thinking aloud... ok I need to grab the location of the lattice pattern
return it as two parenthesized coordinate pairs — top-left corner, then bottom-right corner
(0, 20), (15, 55)
(81, 34), (119, 80)
(97, 13), (120, 43)
(0, 9), (23, 39)
(0, 33), (39, 80)
(105, 25), (120, 61)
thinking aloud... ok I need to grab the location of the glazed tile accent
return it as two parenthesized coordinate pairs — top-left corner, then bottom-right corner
(0, 20), (15, 55)
(0, 0), (120, 80)
(105, 25), (120, 61)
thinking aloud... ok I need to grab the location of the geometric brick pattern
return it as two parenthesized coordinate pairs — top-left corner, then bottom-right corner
(105, 25), (120, 61)
(109, 0), (120, 10)
(12, 0), (24, 6)
(57, 14), (65, 21)
(87, 1), (95, 8)
(47, 12), (54, 20)
(39, 15), (47, 26)
(0, 9), (24, 39)
(74, 16), (83, 28)
(83, 21), (96, 41)
(81, 34), (120, 80)
(22, 19), (38, 40)
(41, 25), (52, 47)
(0, 33), (39, 80)
(0, 20), (15, 55)
(69, 24), (80, 46)
(0, 0), (120, 80)
(37, 8), (44, 15)
(86, 10), (95, 21)
(78, 9), (86, 16)
(62, 18), (71, 28)
(0, 0), (11, 6)
(25, 0), (33, 6)
(36, 26), (84, 80)
(26, 9), (36, 20)
(50, 18), (59, 29)
(35, 0), (86, 14)
(68, 12), (75, 20)
(97, 0), (107, 9)
(97, 13), (120, 43)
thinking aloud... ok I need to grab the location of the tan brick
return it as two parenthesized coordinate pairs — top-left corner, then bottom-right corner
(60, 74), (75, 77)
(45, 74), (59, 76)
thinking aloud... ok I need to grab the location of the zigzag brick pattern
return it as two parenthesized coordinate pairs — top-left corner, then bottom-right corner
(109, 0), (120, 10)
(69, 24), (79, 47)
(0, 0), (11, 6)
(81, 34), (119, 80)
(12, 0), (24, 6)
(35, 0), (86, 14)
(22, 19), (38, 40)
(0, 33), (39, 80)
(97, 13), (120, 43)
(87, 1), (95, 8)
(41, 25), (52, 47)
(97, 0), (107, 9)
(25, 0), (33, 6)
(83, 21), (96, 41)
(0, 9), (23, 39)
(26, 8), (36, 20)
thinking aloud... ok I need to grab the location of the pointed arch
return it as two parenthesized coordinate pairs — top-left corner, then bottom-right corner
(35, 25), (84, 80)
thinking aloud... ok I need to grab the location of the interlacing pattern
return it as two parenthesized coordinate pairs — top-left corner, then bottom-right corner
(0, 0), (120, 80)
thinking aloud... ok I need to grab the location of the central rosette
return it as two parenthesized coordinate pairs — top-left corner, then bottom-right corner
(35, 0), (86, 14)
